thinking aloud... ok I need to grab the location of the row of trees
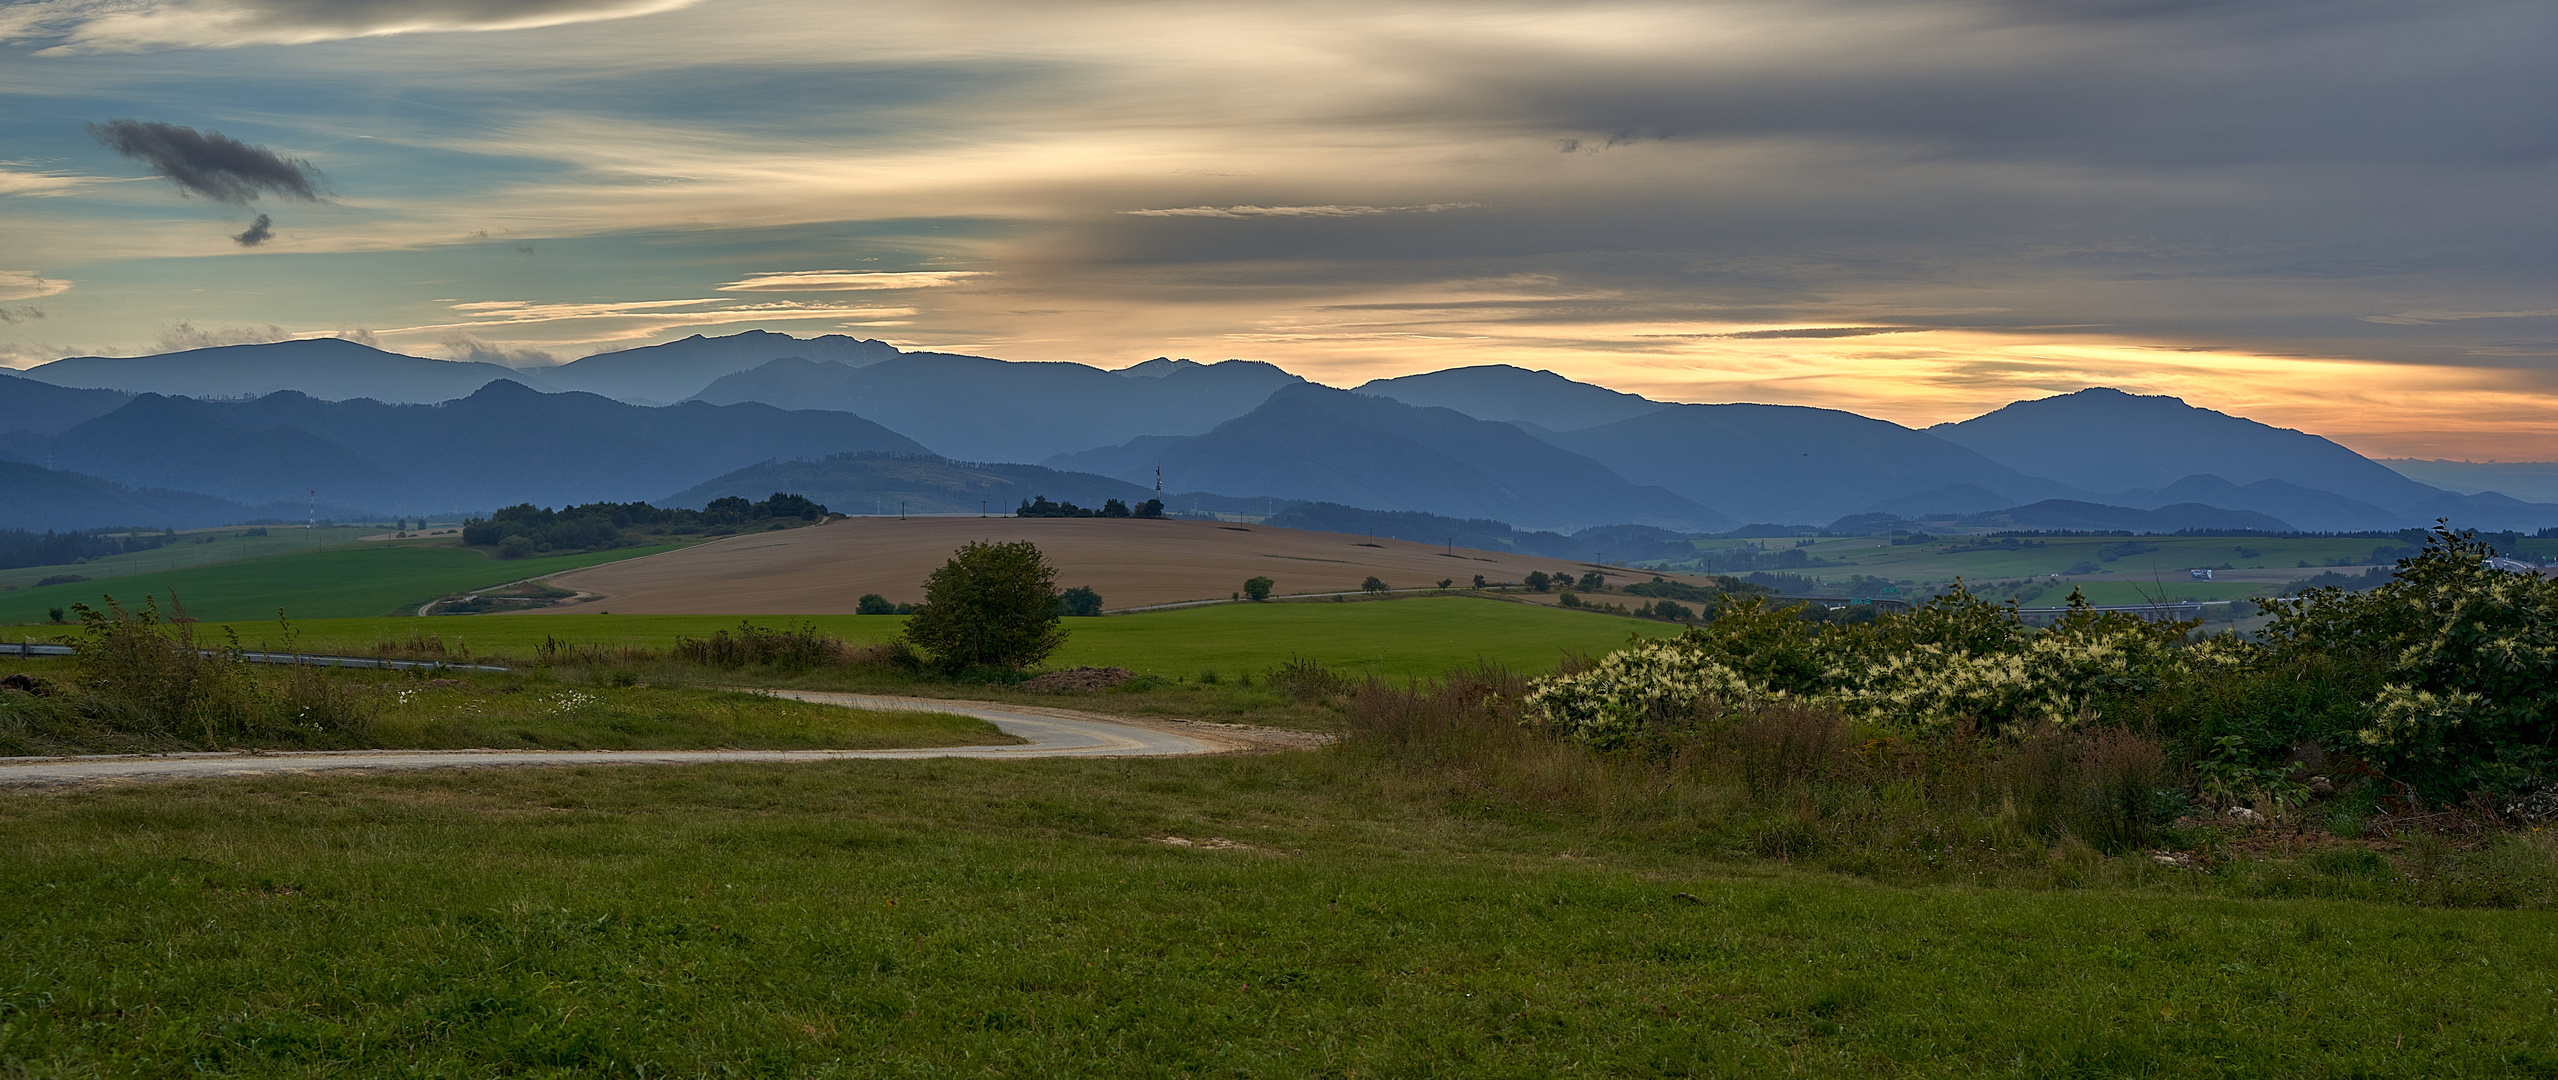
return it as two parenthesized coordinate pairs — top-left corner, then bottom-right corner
(463, 493), (828, 558)
(1016, 496), (1165, 519)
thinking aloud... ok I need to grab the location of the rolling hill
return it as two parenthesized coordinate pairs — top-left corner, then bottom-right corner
(1540, 402), (2084, 526)
(532, 330), (904, 404)
(17, 338), (554, 404)
(690, 352), (1305, 462)
(0, 459), (279, 532)
(1957, 500), (2294, 533)
(664, 453), (1170, 515)
(1353, 365), (1669, 431)
(1046, 384), (1728, 532)
(1931, 389), (2441, 508)
(0, 370), (132, 434)
(0, 381), (930, 514)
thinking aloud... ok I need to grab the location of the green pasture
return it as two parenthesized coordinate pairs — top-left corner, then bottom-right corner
(6, 758), (2556, 1077)
(0, 543), (681, 626)
(0, 525), (386, 591)
(184, 596), (1683, 679)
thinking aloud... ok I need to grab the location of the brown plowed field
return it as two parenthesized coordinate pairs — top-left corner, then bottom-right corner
(535, 516), (1708, 614)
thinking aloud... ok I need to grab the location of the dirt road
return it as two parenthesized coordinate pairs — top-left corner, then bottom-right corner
(0, 692), (1319, 787)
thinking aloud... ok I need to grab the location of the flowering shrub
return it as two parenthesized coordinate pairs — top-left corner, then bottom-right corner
(1528, 586), (2213, 745)
(1523, 642), (1768, 749)
(2261, 524), (2558, 795)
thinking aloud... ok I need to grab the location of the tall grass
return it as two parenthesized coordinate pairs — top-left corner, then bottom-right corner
(0, 598), (372, 755)
(1342, 667), (2179, 877)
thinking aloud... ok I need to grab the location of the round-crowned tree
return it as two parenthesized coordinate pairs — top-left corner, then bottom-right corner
(900, 540), (1068, 671)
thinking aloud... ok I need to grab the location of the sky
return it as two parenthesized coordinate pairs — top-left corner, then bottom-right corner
(2, 0), (2554, 459)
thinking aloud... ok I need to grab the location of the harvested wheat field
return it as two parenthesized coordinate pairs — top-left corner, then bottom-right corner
(536, 516), (1708, 614)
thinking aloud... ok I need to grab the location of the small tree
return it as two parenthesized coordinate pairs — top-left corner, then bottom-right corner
(856, 593), (897, 615)
(1135, 498), (1165, 519)
(1525, 571), (1551, 592)
(1058, 586), (1103, 616)
(1361, 576), (1388, 594)
(1242, 576), (1275, 601)
(900, 541), (1068, 672)
(1437, 578), (1453, 589)
(1472, 574), (1486, 589)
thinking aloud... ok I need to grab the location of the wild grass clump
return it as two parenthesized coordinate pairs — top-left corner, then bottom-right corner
(0, 597), (372, 755)
(1342, 666), (2183, 881)
(672, 621), (844, 672)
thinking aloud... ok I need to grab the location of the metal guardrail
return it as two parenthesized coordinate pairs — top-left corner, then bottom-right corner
(6, 641), (507, 672)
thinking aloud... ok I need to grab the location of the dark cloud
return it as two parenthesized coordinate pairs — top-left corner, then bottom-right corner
(87, 120), (322, 205)
(0, 307), (42, 324)
(233, 214), (275, 247)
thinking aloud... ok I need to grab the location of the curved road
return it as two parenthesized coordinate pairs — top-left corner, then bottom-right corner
(0, 692), (1248, 787)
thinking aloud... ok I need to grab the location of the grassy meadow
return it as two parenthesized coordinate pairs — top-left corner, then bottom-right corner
(5, 753), (2556, 1077)
(0, 542), (683, 626)
(0, 525), (390, 592)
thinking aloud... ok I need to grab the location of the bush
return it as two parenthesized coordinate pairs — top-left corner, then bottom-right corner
(900, 541), (1067, 672)
(1242, 576), (1274, 601)
(0, 598), (372, 753)
(671, 621), (843, 672)
(1361, 576), (1388, 594)
(1058, 586), (1104, 617)
(856, 593), (897, 615)
(2260, 524), (2558, 798)
(1269, 656), (1347, 702)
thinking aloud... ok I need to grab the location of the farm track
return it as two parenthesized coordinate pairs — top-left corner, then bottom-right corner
(0, 692), (1323, 788)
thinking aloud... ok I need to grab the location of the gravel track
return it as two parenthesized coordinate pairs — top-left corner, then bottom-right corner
(0, 692), (1307, 788)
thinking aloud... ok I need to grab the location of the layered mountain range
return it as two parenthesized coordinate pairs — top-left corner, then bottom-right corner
(5, 331), (2552, 536)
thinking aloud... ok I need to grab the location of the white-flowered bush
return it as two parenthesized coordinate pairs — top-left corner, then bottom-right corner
(1528, 587), (2216, 745)
(1524, 641), (1769, 749)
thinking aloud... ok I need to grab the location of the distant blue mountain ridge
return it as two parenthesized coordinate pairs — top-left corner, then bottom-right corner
(6, 332), (2555, 535)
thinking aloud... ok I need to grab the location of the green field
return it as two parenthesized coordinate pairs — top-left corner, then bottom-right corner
(5, 756), (2554, 1076)
(0, 525), (412, 592)
(175, 596), (1683, 679)
(0, 542), (682, 626)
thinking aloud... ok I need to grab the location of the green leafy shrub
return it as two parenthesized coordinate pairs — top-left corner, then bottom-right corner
(672, 621), (843, 672)
(900, 541), (1067, 672)
(2259, 524), (2558, 798)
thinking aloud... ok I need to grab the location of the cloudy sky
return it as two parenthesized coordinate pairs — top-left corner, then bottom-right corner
(2, 0), (2553, 457)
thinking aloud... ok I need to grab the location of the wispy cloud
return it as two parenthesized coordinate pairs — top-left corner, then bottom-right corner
(2363, 308), (2558, 326)
(0, 271), (72, 302)
(0, 163), (116, 198)
(1124, 203), (1483, 218)
(1, 0), (698, 54)
(152, 321), (296, 351)
(379, 298), (919, 343)
(717, 270), (988, 292)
